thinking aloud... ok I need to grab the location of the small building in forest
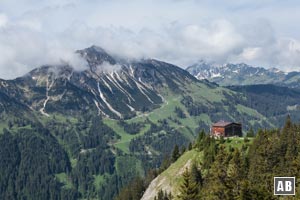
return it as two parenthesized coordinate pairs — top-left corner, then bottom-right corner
(211, 121), (242, 137)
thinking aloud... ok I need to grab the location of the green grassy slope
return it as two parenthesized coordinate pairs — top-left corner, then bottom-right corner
(102, 81), (272, 155)
(141, 137), (252, 200)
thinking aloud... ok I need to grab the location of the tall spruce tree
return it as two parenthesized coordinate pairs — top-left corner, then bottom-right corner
(202, 136), (217, 169)
(227, 148), (244, 199)
(190, 162), (203, 186)
(203, 145), (233, 200)
(196, 130), (206, 150)
(171, 145), (180, 163)
(177, 168), (198, 200)
(154, 189), (172, 200)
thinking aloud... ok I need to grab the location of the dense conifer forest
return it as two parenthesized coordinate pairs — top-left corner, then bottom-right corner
(1, 106), (299, 200)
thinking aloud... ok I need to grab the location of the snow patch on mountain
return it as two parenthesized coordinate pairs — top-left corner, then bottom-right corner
(186, 61), (300, 87)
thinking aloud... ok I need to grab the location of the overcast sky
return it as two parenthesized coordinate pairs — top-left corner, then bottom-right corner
(1, 0), (300, 79)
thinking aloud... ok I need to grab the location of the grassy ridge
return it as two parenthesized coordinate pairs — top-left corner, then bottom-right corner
(142, 137), (253, 200)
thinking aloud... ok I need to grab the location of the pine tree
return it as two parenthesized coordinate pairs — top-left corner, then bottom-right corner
(203, 146), (233, 199)
(171, 145), (180, 162)
(202, 137), (217, 169)
(154, 189), (172, 200)
(247, 129), (279, 199)
(177, 168), (198, 200)
(227, 148), (244, 198)
(196, 130), (206, 150)
(190, 162), (203, 186)
(279, 115), (296, 175)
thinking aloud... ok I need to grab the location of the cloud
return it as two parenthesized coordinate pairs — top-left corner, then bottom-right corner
(0, 0), (300, 79)
(94, 62), (122, 75)
(0, 22), (88, 79)
(0, 14), (8, 28)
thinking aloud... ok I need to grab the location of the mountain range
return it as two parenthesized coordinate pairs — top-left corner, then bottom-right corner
(0, 46), (276, 131)
(0, 46), (299, 199)
(186, 60), (300, 87)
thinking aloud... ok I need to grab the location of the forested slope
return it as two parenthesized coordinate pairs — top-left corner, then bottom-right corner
(142, 116), (300, 200)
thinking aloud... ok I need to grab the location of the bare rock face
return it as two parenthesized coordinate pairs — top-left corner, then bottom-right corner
(0, 46), (198, 119)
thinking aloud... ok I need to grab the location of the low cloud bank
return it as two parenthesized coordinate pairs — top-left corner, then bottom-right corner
(1, 0), (300, 79)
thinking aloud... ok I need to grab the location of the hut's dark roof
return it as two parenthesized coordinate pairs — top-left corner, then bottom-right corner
(212, 121), (240, 127)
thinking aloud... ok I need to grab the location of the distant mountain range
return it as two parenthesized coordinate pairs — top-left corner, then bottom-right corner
(186, 61), (300, 87)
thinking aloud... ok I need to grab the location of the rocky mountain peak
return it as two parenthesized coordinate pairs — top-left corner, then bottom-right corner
(76, 45), (117, 70)
(187, 61), (300, 87)
(0, 46), (204, 119)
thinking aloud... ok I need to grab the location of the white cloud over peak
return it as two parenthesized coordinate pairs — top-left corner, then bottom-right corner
(0, 14), (8, 28)
(0, 0), (300, 79)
